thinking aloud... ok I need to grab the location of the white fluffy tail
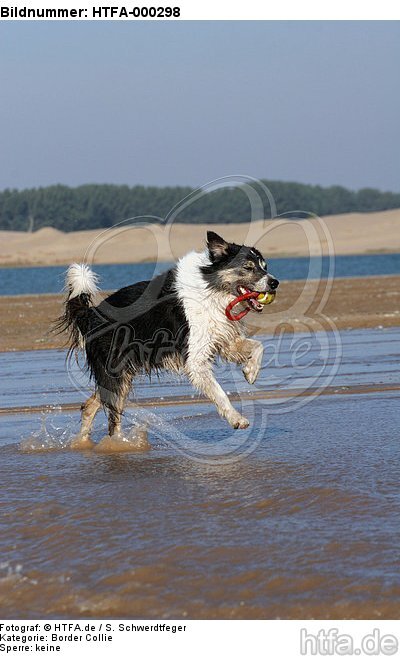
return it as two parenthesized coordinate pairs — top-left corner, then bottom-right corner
(56, 264), (100, 353)
(65, 263), (99, 303)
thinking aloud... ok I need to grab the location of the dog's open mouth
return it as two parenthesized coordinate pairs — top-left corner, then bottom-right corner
(237, 285), (264, 312)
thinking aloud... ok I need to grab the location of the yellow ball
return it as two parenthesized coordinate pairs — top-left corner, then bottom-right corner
(257, 292), (276, 305)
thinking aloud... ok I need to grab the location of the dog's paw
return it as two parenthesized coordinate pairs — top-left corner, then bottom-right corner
(69, 435), (95, 450)
(227, 411), (250, 430)
(243, 365), (259, 385)
(242, 343), (263, 385)
(243, 360), (261, 385)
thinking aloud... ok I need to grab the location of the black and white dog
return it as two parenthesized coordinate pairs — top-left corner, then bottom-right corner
(59, 231), (279, 449)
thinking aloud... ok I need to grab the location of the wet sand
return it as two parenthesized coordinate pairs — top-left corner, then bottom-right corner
(0, 328), (399, 619)
(0, 275), (399, 352)
(1, 209), (400, 267)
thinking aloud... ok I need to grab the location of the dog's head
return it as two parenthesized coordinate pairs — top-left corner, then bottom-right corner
(201, 231), (279, 313)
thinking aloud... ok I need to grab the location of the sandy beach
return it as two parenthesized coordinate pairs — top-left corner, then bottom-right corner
(1, 275), (399, 352)
(1, 209), (400, 267)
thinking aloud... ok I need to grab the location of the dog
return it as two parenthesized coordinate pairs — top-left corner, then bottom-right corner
(58, 231), (279, 449)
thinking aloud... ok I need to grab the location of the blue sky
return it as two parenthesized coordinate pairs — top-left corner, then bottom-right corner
(1, 21), (399, 191)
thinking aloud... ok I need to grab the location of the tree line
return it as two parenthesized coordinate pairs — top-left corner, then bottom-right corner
(0, 181), (399, 232)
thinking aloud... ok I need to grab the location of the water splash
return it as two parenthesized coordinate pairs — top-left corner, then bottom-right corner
(125, 406), (185, 450)
(0, 561), (23, 580)
(19, 410), (78, 453)
(94, 425), (150, 453)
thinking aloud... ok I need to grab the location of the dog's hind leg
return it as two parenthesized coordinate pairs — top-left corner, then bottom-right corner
(108, 374), (133, 437)
(70, 391), (101, 450)
(107, 404), (125, 438)
(186, 358), (249, 429)
(94, 373), (133, 451)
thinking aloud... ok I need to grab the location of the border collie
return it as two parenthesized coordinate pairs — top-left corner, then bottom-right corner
(58, 231), (279, 449)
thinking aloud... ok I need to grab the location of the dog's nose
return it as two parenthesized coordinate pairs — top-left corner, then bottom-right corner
(269, 277), (279, 290)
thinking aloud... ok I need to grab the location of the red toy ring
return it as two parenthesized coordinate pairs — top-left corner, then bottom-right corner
(225, 290), (260, 322)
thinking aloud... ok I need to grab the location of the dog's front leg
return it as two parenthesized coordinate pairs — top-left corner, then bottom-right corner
(223, 337), (264, 385)
(186, 359), (249, 429)
(242, 339), (264, 385)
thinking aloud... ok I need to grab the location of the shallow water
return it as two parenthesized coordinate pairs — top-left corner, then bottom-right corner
(0, 328), (399, 619)
(1, 327), (399, 411)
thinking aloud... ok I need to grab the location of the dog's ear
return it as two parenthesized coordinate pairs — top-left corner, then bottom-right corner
(206, 231), (229, 261)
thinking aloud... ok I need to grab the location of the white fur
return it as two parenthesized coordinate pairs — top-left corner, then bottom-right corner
(175, 250), (245, 363)
(175, 250), (251, 429)
(66, 263), (99, 302)
(258, 274), (269, 292)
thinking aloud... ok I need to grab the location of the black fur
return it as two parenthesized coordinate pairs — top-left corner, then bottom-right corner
(58, 232), (279, 436)
(54, 292), (92, 359)
(202, 231), (276, 295)
(60, 268), (188, 410)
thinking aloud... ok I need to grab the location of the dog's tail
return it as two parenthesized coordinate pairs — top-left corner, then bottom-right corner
(56, 263), (99, 354)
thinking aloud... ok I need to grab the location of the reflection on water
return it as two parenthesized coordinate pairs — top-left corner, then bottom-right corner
(0, 393), (399, 619)
(0, 328), (399, 619)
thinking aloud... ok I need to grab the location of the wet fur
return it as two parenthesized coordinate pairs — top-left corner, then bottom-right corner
(58, 232), (279, 445)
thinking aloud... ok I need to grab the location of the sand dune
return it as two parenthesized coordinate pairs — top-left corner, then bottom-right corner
(0, 209), (399, 267)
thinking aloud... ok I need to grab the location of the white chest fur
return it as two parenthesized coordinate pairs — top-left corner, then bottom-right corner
(175, 250), (245, 363)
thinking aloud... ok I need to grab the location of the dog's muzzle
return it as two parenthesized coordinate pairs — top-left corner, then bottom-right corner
(225, 287), (277, 321)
